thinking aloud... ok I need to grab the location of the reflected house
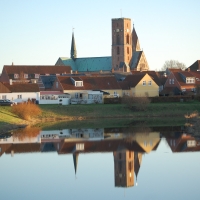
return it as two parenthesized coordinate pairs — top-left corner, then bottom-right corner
(0, 130), (41, 157)
(166, 133), (200, 153)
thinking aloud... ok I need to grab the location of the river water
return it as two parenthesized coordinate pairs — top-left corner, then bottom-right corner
(0, 125), (200, 200)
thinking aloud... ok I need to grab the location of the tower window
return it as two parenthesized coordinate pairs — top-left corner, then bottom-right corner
(127, 47), (129, 54)
(117, 35), (120, 44)
(117, 47), (120, 55)
(126, 34), (129, 44)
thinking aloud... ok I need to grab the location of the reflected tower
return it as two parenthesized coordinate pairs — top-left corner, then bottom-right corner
(113, 147), (134, 187)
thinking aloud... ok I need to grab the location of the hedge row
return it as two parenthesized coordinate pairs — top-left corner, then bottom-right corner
(104, 96), (199, 104)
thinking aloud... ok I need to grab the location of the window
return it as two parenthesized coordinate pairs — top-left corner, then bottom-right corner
(2, 95), (6, 100)
(182, 88), (186, 92)
(24, 74), (28, 78)
(117, 34), (120, 44)
(172, 79), (174, 84)
(56, 82), (58, 88)
(75, 93), (79, 98)
(117, 46), (120, 55)
(17, 95), (22, 99)
(148, 81), (152, 86)
(75, 81), (83, 87)
(127, 47), (129, 54)
(142, 81), (146, 86)
(14, 74), (19, 79)
(76, 143), (84, 151)
(169, 79), (171, 84)
(126, 34), (129, 44)
(35, 74), (39, 78)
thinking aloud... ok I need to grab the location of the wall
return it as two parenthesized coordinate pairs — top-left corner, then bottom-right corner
(132, 74), (159, 97)
(0, 92), (39, 103)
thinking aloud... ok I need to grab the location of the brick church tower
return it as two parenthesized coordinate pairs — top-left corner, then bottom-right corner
(112, 18), (149, 72)
(113, 148), (134, 187)
(112, 18), (132, 72)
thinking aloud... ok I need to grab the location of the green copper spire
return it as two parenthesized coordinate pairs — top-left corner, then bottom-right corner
(70, 31), (77, 60)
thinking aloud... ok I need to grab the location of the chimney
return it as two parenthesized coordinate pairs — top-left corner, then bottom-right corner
(9, 79), (12, 85)
(188, 68), (190, 72)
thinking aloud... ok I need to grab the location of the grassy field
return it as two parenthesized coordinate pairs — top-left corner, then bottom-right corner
(0, 101), (200, 132)
(38, 101), (200, 119)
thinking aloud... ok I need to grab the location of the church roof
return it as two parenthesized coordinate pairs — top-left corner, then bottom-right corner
(57, 56), (112, 72)
(130, 51), (143, 70)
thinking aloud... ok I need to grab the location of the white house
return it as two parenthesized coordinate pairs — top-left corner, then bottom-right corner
(0, 81), (40, 103)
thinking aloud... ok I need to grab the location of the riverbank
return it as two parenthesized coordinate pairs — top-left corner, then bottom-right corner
(0, 101), (200, 133)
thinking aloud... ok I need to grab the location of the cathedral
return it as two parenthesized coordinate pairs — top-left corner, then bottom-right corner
(55, 18), (149, 73)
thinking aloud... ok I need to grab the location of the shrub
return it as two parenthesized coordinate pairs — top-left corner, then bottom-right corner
(12, 102), (41, 120)
(122, 95), (151, 111)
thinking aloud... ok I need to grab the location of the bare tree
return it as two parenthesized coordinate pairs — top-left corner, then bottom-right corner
(161, 60), (186, 71)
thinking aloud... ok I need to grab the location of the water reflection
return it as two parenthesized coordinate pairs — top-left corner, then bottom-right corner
(0, 126), (199, 190)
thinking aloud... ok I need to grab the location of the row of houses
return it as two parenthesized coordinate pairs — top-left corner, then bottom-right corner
(0, 65), (160, 105)
(0, 60), (200, 105)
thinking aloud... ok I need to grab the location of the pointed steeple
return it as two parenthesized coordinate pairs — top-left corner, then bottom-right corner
(132, 24), (141, 52)
(70, 31), (77, 60)
(73, 152), (79, 175)
(134, 152), (143, 182)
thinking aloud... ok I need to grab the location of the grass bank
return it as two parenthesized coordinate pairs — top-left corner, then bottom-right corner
(0, 101), (200, 132)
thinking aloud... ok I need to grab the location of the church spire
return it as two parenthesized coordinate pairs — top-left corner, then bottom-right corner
(73, 152), (79, 175)
(70, 30), (77, 60)
(132, 24), (141, 52)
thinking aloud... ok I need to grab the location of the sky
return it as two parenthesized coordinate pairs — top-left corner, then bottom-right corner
(0, 0), (200, 72)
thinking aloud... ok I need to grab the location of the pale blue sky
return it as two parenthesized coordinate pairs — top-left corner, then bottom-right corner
(0, 0), (200, 72)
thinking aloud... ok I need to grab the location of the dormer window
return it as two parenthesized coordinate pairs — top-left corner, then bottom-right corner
(75, 81), (83, 86)
(14, 74), (19, 79)
(70, 77), (83, 87)
(24, 74), (28, 78)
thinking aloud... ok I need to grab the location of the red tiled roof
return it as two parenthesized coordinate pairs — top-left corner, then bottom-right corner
(4, 83), (39, 92)
(3, 65), (72, 75)
(118, 81), (129, 90)
(0, 82), (11, 93)
(71, 77), (83, 81)
(186, 60), (200, 71)
(131, 71), (161, 86)
(179, 71), (194, 77)
(173, 72), (200, 87)
(167, 68), (182, 72)
(124, 74), (146, 87)
(58, 76), (121, 90)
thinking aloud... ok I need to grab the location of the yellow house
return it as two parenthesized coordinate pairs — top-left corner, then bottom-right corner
(122, 73), (159, 97)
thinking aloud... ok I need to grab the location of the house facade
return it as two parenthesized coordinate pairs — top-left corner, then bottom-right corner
(164, 70), (200, 95)
(122, 73), (159, 97)
(0, 82), (39, 103)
